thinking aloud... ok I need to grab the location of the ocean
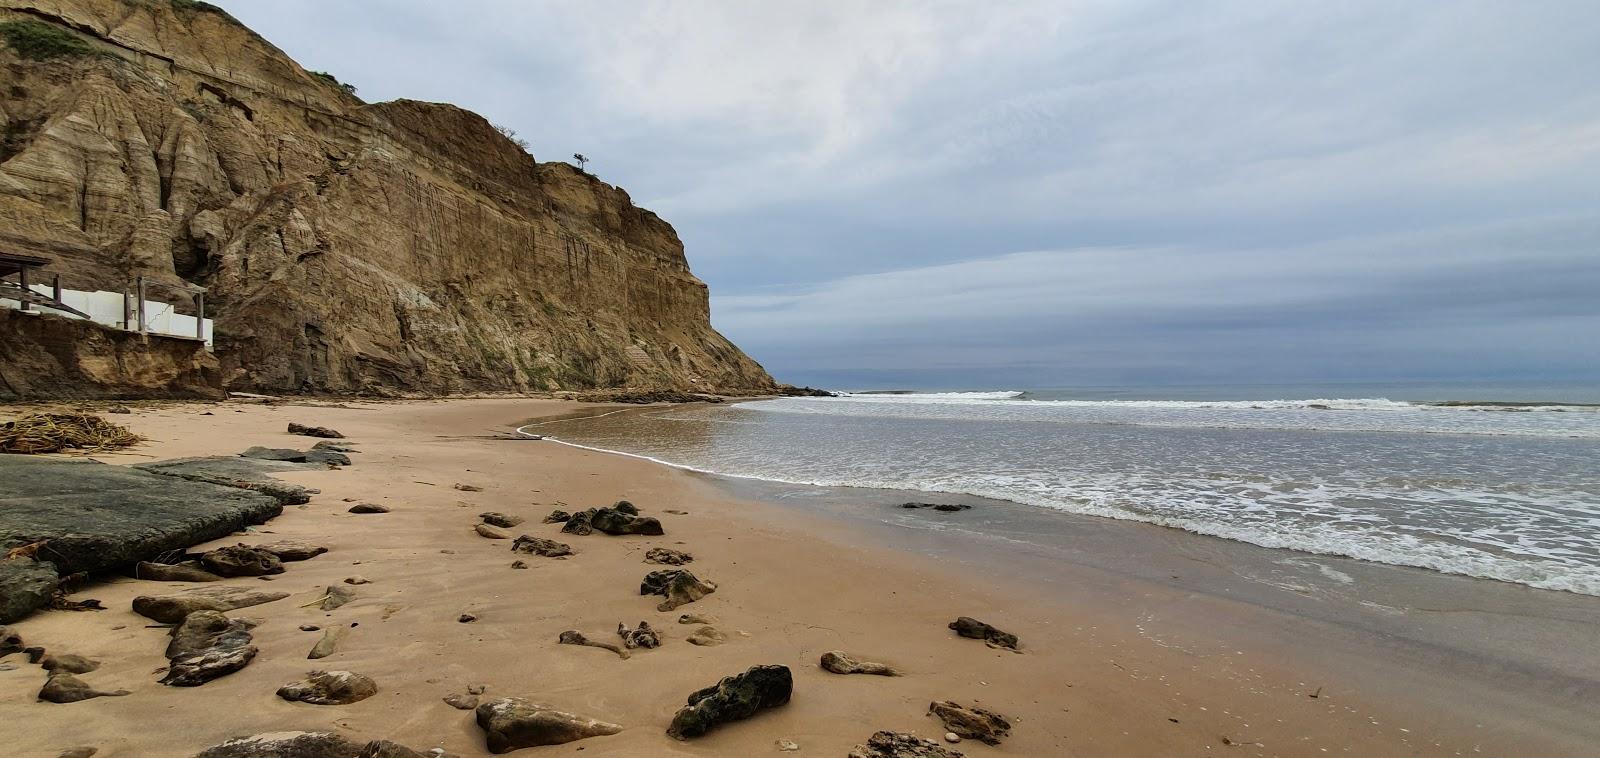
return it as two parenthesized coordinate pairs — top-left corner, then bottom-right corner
(527, 382), (1600, 597)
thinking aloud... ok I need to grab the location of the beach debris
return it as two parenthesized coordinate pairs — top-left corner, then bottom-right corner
(343, 576), (371, 585)
(687, 626), (727, 647)
(132, 587), (288, 623)
(475, 697), (623, 752)
(199, 545), (284, 577)
(821, 651), (900, 676)
(847, 730), (965, 758)
(901, 502), (972, 512)
(134, 561), (223, 582)
(667, 664), (793, 740)
(50, 590), (104, 613)
(347, 503), (390, 514)
(315, 585), (357, 611)
(38, 671), (129, 703)
(510, 560), (528, 569)
(777, 739), (800, 751)
(162, 610), (258, 686)
(543, 509), (572, 523)
(1309, 686), (1323, 699)
(641, 569), (717, 611)
(287, 422), (344, 439)
(277, 670), (378, 705)
(0, 625), (26, 656)
(454, 483), (484, 492)
(195, 731), (443, 758)
(0, 556), (59, 622)
(39, 652), (99, 674)
(948, 617), (1019, 651)
(678, 613), (717, 625)
(645, 547), (693, 565)
(480, 512), (525, 528)
(458, 613), (478, 623)
(510, 535), (574, 557)
(239, 446), (351, 466)
(308, 626), (347, 659)
(475, 524), (513, 540)
(616, 621), (661, 649)
(557, 630), (629, 659)
(0, 413), (140, 454)
(928, 700), (1011, 745)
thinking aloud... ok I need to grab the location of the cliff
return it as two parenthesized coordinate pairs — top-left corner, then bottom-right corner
(0, 0), (775, 395)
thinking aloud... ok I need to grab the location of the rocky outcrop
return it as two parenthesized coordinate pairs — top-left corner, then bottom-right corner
(0, 0), (773, 396)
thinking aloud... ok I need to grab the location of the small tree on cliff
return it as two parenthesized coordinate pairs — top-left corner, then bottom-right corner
(573, 153), (589, 172)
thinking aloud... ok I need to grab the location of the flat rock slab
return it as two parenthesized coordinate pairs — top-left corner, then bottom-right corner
(0, 457), (283, 583)
(134, 456), (320, 505)
(0, 557), (59, 623)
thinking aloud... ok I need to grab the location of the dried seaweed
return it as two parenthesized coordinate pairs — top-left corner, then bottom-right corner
(0, 413), (141, 454)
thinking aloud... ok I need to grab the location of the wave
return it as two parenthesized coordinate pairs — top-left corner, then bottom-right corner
(838, 390), (1025, 400)
(823, 394), (1598, 412)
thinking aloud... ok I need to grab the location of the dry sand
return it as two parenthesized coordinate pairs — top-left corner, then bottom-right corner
(0, 398), (1572, 756)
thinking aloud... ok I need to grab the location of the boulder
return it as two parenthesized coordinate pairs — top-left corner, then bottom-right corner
(162, 610), (258, 686)
(821, 651), (899, 676)
(133, 587), (289, 623)
(928, 701), (1011, 745)
(199, 545), (284, 577)
(134, 561), (223, 582)
(557, 630), (628, 659)
(542, 510), (571, 524)
(510, 535), (574, 558)
(288, 423), (344, 439)
(479, 512), (524, 528)
(616, 621), (661, 649)
(254, 540), (329, 561)
(559, 510), (593, 535)
(847, 731), (966, 758)
(475, 697), (622, 753)
(277, 670), (378, 705)
(667, 664), (793, 739)
(38, 671), (130, 703)
(948, 617), (1019, 651)
(0, 557), (58, 623)
(644, 547), (693, 565)
(348, 503), (390, 514)
(590, 507), (664, 536)
(641, 569), (716, 611)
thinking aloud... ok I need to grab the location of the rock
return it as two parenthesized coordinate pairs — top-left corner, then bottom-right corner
(133, 587), (289, 623)
(458, 613), (478, 623)
(847, 731), (965, 758)
(133, 456), (317, 506)
(134, 561), (223, 582)
(255, 540), (329, 561)
(641, 569), (716, 611)
(318, 585), (357, 611)
(664, 509), (689, 515)
(559, 510), (593, 535)
(309, 626), (346, 659)
(344, 576), (371, 585)
(56, 748), (97, 758)
(612, 500), (639, 515)
(686, 626), (726, 647)
(901, 502), (972, 512)
(200, 545), (285, 577)
(25, 646), (46, 662)
(300, 624), (321, 632)
(644, 547), (693, 565)
(312, 441), (358, 453)
(277, 670), (378, 705)
(195, 731), (443, 758)
(0, 625), (24, 657)
(667, 664), (793, 740)
(678, 613), (717, 625)
(590, 507), (664, 536)
(557, 630), (629, 659)
(445, 692), (479, 709)
(509, 560), (528, 569)
(162, 610), (258, 686)
(453, 483), (484, 492)
(542, 510), (572, 524)
(479, 512), (524, 528)
(0, 557), (59, 623)
(948, 617), (1019, 651)
(240, 446), (351, 466)
(288, 423), (344, 439)
(945, 733), (961, 744)
(39, 653), (100, 674)
(510, 535), (574, 557)
(616, 621), (661, 649)
(38, 671), (130, 703)
(776, 739), (800, 752)
(928, 701), (1011, 745)
(475, 524), (513, 540)
(348, 503), (390, 514)
(821, 651), (899, 676)
(475, 697), (623, 752)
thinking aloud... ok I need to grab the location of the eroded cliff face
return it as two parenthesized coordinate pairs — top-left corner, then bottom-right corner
(0, 0), (774, 394)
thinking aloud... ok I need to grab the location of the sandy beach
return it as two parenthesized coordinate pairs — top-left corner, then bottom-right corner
(1, 398), (1592, 757)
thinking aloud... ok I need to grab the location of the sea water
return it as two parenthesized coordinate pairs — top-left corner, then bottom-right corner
(530, 383), (1600, 596)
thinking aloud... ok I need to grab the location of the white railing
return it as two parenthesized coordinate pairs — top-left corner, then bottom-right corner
(1, 284), (213, 348)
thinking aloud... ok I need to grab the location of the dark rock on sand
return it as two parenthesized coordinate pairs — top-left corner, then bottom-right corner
(948, 617), (1019, 650)
(644, 547), (693, 565)
(196, 731), (444, 758)
(612, 500), (638, 515)
(616, 621), (661, 649)
(1, 624), (25, 657)
(848, 731), (966, 758)
(255, 540), (329, 561)
(133, 456), (316, 506)
(542, 510), (571, 524)
(510, 535), (574, 558)
(38, 671), (130, 703)
(821, 651), (899, 676)
(641, 569), (716, 611)
(134, 561), (223, 582)
(277, 670), (378, 705)
(475, 697), (623, 753)
(240, 446), (351, 467)
(557, 630), (628, 659)
(590, 507), (664, 536)
(312, 441), (357, 453)
(474, 524), (512, 540)
(39, 652), (100, 674)
(686, 626), (726, 647)
(902, 502), (972, 512)
(348, 503), (390, 514)
(308, 626), (347, 659)
(510, 560), (528, 570)
(287, 422), (344, 439)
(0, 557), (59, 623)
(133, 586), (289, 623)
(479, 512), (525, 528)
(55, 748), (98, 758)
(667, 664), (793, 740)
(678, 613), (717, 625)
(454, 483), (484, 492)
(928, 700), (1011, 745)
(162, 610), (258, 686)
(200, 545), (285, 577)
(559, 509), (594, 535)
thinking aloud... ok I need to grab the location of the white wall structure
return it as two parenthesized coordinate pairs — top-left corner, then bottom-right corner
(1, 284), (213, 348)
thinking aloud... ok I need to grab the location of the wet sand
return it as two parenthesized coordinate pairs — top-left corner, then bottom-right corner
(1, 398), (1594, 756)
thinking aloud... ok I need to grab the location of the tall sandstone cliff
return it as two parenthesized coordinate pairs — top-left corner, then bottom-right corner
(0, 0), (774, 394)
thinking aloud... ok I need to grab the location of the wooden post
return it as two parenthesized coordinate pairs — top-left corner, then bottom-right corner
(136, 276), (146, 333)
(52, 274), (61, 303)
(123, 285), (131, 329)
(17, 265), (28, 311)
(193, 292), (205, 340)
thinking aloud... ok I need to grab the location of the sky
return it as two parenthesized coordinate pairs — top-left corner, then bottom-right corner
(214, 0), (1600, 390)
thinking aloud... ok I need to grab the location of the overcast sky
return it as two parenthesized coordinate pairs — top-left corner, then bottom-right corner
(216, 1), (1600, 389)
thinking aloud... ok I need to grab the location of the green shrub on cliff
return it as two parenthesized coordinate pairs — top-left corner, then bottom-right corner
(0, 19), (95, 61)
(309, 70), (359, 97)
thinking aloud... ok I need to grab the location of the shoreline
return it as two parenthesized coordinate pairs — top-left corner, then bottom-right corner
(1, 398), (1593, 756)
